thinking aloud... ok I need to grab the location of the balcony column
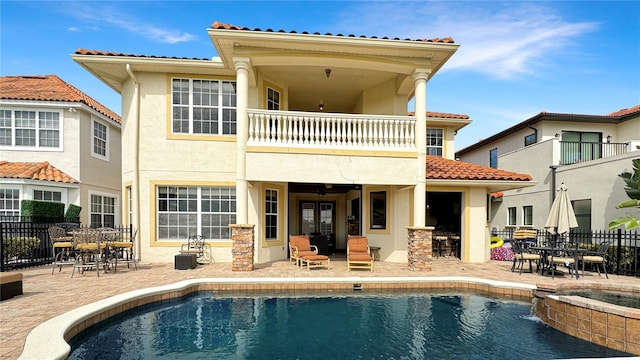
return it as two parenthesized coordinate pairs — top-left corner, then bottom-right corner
(412, 70), (430, 227)
(234, 57), (251, 224)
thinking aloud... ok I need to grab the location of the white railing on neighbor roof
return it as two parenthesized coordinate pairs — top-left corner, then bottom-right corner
(247, 109), (416, 151)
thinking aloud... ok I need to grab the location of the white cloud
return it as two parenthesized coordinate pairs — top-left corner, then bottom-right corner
(67, 27), (80, 32)
(61, 3), (195, 44)
(338, 2), (599, 79)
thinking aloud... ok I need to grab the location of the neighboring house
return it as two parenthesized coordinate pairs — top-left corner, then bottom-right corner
(456, 105), (640, 232)
(0, 75), (122, 226)
(72, 21), (533, 264)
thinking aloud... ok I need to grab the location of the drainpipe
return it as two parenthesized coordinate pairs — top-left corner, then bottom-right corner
(549, 165), (559, 203)
(527, 124), (538, 143)
(126, 64), (141, 261)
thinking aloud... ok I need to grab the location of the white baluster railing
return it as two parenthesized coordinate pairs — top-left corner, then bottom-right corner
(247, 109), (416, 151)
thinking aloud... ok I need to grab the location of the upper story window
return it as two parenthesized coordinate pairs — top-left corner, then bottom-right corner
(267, 87), (280, 111)
(426, 128), (443, 156)
(560, 131), (602, 164)
(489, 148), (498, 168)
(524, 133), (536, 146)
(0, 109), (61, 150)
(171, 78), (237, 135)
(92, 120), (108, 160)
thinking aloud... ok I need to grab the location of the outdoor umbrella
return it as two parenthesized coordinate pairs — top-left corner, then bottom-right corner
(545, 183), (579, 235)
(544, 183), (579, 278)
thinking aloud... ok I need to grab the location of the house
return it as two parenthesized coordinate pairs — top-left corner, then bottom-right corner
(72, 21), (533, 266)
(0, 75), (122, 226)
(456, 105), (640, 232)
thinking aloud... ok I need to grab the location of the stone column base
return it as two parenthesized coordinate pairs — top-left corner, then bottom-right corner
(230, 224), (255, 271)
(407, 226), (434, 271)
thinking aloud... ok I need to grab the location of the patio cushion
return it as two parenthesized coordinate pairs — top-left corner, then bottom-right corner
(349, 253), (373, 261)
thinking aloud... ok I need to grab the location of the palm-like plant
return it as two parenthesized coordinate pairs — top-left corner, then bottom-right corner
(609, 158), (640, 230)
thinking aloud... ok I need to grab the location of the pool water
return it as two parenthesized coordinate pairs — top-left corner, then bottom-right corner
(69, 291), (631, 359)
(568, 290), (640, 309)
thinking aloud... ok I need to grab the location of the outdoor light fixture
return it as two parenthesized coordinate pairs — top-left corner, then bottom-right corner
(325, 68), (331, 78)
(318, 100), (324, 112)
(607, 135), (612, 143)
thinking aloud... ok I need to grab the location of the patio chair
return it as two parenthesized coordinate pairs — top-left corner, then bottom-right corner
(580, 241), (610, 279)
(546, 242), (578, 279)
(288, 235), (317, 266)
(72, 228), (107, 278)
(179, 235), (212, 264)
(111, 228), (138, 272)
(347, 235), (373, 272)
(49, 226), (76, 275)
(510, 239), (540, 274)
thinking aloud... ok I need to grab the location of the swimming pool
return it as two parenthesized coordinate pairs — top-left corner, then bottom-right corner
(69, 291), (630, 359)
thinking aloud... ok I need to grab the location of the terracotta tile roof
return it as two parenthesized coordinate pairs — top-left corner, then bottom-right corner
(210, 21), (455, 44)
(0, 161), (78, 184)
(607, 104), (640, 117)
(74, 49), (211, 61)
(0, 75), (121, 124)
(490, 191), (504, 199)
(408, 111), (469, 119)
(426, 156), (532, 181)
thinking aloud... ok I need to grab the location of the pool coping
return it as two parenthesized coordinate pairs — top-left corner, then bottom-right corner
(18, 276), (535, 360)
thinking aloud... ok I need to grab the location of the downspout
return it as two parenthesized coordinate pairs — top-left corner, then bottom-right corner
(549, 165), (559, 203)
(527, 124), (538, 142)
(126, 64), (141, 261)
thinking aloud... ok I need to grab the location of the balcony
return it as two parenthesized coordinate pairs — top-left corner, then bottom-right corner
(247, 109), (416, 153)
(560, 141), (630, 165)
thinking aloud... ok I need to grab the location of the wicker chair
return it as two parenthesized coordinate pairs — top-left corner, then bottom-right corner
(347, 235), (373, 272)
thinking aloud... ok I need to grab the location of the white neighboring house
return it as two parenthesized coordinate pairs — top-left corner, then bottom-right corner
(456, 105), (640, 232)
(0, 75), (122, 226)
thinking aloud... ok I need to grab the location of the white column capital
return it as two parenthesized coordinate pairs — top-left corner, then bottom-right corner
(233, 57), (252, 72)
(412, 69), (431, 83)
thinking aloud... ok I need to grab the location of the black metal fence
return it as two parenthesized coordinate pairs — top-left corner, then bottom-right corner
(491, 228), (639, 276)
(1, 217), (133, 272)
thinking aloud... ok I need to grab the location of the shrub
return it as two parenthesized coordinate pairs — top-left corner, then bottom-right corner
(64, 204), (82, 223)
(2, 236), (40, 261)
(20, 200), (64, 222)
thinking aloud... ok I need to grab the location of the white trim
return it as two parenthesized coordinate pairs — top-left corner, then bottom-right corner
(88, 190), (119, 227)
(0, 107), (63, 151)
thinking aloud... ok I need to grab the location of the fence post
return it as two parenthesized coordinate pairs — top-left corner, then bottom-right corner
(616, 228), (622, 275)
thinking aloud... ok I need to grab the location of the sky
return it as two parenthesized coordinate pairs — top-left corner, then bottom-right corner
(1, 1), (639, 150)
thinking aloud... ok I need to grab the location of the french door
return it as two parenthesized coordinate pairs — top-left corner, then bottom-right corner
(299, 201), (335, 235)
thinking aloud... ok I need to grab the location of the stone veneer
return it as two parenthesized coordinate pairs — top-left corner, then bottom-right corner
(230, 224), (255, 271)
(534, 283), (640, 355)
(407, 226), (434, 271)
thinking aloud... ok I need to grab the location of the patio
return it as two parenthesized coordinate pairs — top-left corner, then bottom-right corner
(1, 257), (638, 360)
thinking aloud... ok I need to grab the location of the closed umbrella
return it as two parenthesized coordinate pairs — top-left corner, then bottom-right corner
(544, 183), (579, 278)
(545, 183), (578, 235)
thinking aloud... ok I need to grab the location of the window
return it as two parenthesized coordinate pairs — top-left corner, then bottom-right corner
(0, 109), (61, 149)
(507, 207), (516, 226)
(171, 78), (237, 135)
(265, 188), (278, 240)
(0, 189), (20, 216)
(572, 199), (592, 231)
(90, 194), (116, 227)
(489, 148), (498, 168)
(267, 87), (280, 111)
(157, 186), (235, 241)
(524, 133), (536, 146)
(92, 120), (108, 159)
(370, 191), (387, 229)
(523, 206), (533, 226)
(33, 190), (61, 202)
(561, 131), (602, 164)
(426, 128), (443, 156)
